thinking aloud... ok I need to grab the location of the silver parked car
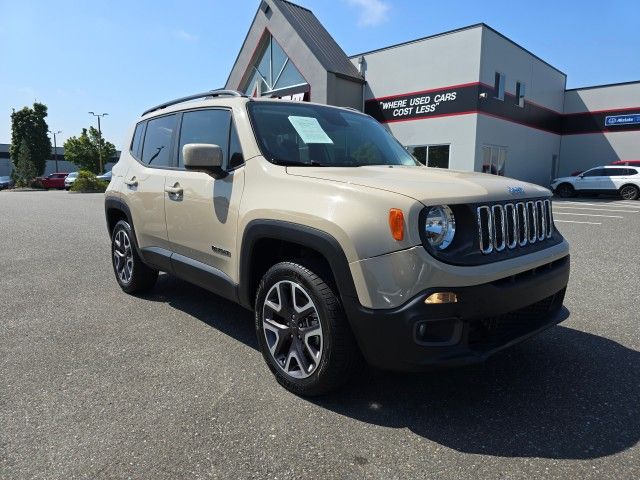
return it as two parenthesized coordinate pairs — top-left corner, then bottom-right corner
(64, 172), (78, 190)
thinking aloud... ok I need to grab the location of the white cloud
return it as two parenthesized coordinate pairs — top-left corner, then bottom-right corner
(345, 0), (390, 27)
(174, 29), (199, 42)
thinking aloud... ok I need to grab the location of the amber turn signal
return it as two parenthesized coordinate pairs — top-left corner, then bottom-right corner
(388, 208), (404, 241)
(424, 292), (458, 304)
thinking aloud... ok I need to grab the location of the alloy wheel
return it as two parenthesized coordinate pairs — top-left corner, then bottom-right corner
(262, 280), (323, 379)
(620, 186), (638, 200)
(113, 229), (134, 284)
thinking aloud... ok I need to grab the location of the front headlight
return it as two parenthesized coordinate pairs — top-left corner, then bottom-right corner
(424, 205), (456, 250)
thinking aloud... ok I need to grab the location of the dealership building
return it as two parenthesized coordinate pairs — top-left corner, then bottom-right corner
(225, 0), (640, 185)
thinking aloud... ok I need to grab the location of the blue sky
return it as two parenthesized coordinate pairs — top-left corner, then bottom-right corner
(1, 0), (638, 149)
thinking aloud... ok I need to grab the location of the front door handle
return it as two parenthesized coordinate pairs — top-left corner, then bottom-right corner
(124, 176), (138, 187)
(164, 183), (183, 198)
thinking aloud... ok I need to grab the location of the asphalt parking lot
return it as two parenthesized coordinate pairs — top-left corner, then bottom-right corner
(1, 191), (639, 480)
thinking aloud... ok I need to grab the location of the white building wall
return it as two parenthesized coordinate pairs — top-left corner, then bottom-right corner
(560, 83), (640, 174)
(479, 27), (566, 111)
(352, 26), (483, 99)
(475, 116), (560, 186)
(388, 115), (479, 172)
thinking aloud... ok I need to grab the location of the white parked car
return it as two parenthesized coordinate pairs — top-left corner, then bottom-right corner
(550, 166), (640, 200)
(64, 172), (78, 190)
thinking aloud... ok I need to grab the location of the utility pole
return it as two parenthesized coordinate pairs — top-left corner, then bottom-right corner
(88, 112), (109, 173)
(48, 130), (62, 172)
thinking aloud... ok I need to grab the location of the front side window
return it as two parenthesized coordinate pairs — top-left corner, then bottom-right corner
(141, 115), (177, 167)
(582, 168), (604, 177)
(177, 109), (232, 169)
(248, 103), (420, 167)
(494, 72), (505, 101)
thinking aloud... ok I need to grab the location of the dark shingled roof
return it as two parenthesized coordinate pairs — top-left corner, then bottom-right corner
(273, 0), (364, 82)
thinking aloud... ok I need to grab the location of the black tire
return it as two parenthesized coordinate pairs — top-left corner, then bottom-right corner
(255, 261), (361, 396)
(111, 219), (158, 293)
(619, 184), (639, 200)
(556, 183), (575, 198)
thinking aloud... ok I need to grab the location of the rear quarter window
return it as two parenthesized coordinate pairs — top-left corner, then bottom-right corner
(130, 122), (145, 159)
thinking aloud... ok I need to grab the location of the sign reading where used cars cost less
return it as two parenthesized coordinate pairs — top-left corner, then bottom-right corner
(365, 84), (479, 124)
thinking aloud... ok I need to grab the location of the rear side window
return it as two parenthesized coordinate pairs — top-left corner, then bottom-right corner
(606, 169), (626, 176)
(177, 109), (231, 169)
(130, 122), (145, 159)
(141, 115), (177, 167)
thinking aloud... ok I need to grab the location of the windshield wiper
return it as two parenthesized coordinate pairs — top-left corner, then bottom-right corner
(271, 158), (327, 167)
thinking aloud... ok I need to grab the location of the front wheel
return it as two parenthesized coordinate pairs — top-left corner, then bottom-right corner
(111, 219), (158, 293)
(619, 184), (639, 200)
(255, 261), (361, 396)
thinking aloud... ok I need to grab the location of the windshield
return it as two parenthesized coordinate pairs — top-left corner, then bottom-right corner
(68, 173), (78, 178)
(248, 102), (420, 167)
(0, 176), (10, 181)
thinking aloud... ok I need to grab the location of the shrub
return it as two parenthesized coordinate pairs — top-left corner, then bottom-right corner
(29, 178), (44, 189)
(70, 170), (108, 193)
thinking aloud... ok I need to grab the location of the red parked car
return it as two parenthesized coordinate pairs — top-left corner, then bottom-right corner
(611, 160), (640, 167)
(40, 172), (69, 189)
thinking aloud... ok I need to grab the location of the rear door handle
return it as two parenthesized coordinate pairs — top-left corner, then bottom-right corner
(124, 177), (138, 187)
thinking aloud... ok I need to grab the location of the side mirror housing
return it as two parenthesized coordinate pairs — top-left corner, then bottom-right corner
(183, 143), (226, 178)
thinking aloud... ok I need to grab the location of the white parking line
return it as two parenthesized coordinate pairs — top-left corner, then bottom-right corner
(555, 220), (602, 225)
(553, 206), (638, 213)
(553, 212), (623, 218)
(556, 200), (638, 209)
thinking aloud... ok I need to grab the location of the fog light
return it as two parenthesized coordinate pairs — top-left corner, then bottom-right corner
(424, 292), (458, 304)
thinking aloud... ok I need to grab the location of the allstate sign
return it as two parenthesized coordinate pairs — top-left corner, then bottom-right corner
(605, 113), (640, 127)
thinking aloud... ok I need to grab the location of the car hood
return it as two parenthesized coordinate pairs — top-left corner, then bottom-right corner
(285, 165), (550, 205)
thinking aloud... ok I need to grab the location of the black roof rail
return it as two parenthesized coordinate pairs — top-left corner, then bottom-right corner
(141, 89), (246, 116)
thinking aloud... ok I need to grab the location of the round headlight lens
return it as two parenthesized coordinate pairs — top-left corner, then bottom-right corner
(424, 205), (456, 250)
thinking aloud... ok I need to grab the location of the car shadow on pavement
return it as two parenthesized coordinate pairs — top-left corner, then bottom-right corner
(143, 279), (639, 460)
(142, 273), (258, 350)
(314, 310), (640, 460)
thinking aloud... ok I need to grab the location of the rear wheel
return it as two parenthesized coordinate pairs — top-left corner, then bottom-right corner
(111, 219), (158, 293)
(255, 261), (360, 396)
(619, 184), (639, 200)
(556, 183), (575, 198)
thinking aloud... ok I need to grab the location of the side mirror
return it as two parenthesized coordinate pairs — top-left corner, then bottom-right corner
(183, 143), (226, 178)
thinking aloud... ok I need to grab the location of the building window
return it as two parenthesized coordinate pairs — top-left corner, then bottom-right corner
(494, 72), (505, 101)
(242, 34), (307, 97)
(515, 81), (525, 107)
(407, 144), (450, 168)
(481, 145), (507, 176)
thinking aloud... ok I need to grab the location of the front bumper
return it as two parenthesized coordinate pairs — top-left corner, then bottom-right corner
(343, 255), (570, 371)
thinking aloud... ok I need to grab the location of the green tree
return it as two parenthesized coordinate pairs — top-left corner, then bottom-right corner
(13, 139), (37, 187)
(10, 103), (52, 176)
(63, 127), (116, 174)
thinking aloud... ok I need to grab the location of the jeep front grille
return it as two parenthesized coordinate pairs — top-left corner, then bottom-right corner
(477, 199), (553, 254)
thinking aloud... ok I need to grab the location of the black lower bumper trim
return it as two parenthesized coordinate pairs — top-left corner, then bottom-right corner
(344, 255), (570, 371)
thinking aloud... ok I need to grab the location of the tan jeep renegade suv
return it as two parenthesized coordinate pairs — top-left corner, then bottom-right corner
(105, 89), (570, 396)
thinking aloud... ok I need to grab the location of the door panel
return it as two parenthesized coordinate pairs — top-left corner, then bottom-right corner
(164, 168), (245, 279)
(120, 158), (169, 250)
